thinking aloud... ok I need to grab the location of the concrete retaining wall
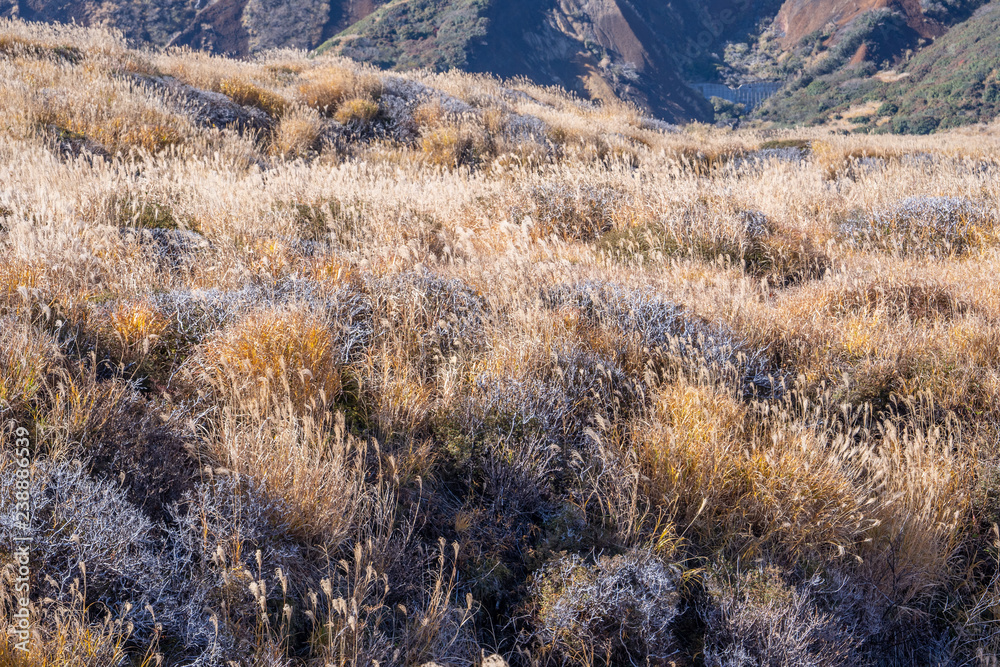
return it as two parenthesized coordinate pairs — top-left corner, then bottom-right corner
(691, 81), (782, 111)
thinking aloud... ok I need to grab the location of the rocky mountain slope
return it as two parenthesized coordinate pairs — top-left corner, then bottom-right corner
(316, 0), (789, 122)
(0, 0), (341, 53)
(2, 0), (998, 128)
(0, 0), (771, 121)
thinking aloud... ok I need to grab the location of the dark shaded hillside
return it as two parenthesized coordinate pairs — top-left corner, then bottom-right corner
(316, 0), (787, 125)
(0, 0), (348, 53)
(1, 0), (201, 45)
(168, 0), (251, 54)
(464, 0), (723, 123)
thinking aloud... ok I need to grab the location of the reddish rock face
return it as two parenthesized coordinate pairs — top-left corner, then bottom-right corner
(343, 0), (376, 28)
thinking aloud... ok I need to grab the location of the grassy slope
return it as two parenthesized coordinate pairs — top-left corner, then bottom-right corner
(893, 2), (1000, 129)
(315, 0), (489, 70)
(758, 2), (1000, 132)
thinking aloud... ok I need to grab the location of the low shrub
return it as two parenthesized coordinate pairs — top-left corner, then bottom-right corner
(163, 473), (310, 661)
(546, 281), (778, 395)
(521, 183), (631, 242)
(702, 566), (858, 666)
(759, 138), (812, 151)
(106, 195), (179, 229)
(525, 551), (681, 665)
(39, 372), (196, 519)
(0, 460), (165, 643)
(843, 196), (997, 255)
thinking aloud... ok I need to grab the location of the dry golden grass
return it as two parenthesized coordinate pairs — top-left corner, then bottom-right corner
(1, 16), (1000, 666)
(333, 97), (380, 126)
(298, 65), (381, 115)
(272, 105), (324, 157)
(10, 58), (188, 153)
(635, 380), (873, 561)
(189, 308), (341, 416)
(219, 77), (288, 117)
(0, 319), (59, 412)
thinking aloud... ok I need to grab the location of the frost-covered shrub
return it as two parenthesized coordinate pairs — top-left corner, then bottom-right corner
(702, 569), (858, 667)
(440, 342), (631, 600)
(546, 281), (780, 396)
(377, 93), (421, 141)
(547, 280), (699, 348)
(469, 343), (628, 451)
(639, 117), (679, 133)
(0, 461), (307, 663)
(120, 227), (210, 273)
(155, 277), (372, 364)
(379, 75), (433, 103)
(845, 196), (996, 255)
(526, 551), (681, 665)
(447, 345), (622, 553)
(0, 460), (165, 642)
(164, 474), (306, 656)
(738, 209), (772, 241)
(366, 269), (488, 369)
(502, 111), (547, 143)
(737, 147), (809, 167)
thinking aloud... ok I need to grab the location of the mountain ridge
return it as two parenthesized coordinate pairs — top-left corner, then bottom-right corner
(2, 0), (997, 128)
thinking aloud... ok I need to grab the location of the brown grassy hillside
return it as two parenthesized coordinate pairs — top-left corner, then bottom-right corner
(2, 17), (1000, 667)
